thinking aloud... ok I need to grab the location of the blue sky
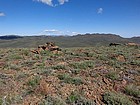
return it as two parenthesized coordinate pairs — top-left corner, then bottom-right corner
(0, 0), (140, 37)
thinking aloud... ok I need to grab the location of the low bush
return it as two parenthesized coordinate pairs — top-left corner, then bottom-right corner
(69, 60), (95, 70)
(66, 91), (95, 105)
(105, 71), (119, 80)
(102, 92), (134, 105)
(27, 76), (40, 87)
(38, 95), (66, 105)
(58, 74), (83, 85)
(51, 65), (66, 70)
(124, 84), (140, 98)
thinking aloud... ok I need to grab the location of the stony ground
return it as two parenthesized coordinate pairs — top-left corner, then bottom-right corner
(0, 45), (140, 105)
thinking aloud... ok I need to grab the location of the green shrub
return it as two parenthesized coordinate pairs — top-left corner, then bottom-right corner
(16, 72), (28, 80)
(66, 92), (95, 105)
(58, 74), (83, 85)
(51, 65), (66, 70)
(0, 98), (2, 105)
(0, 95), (23, 105)
(36, 63), (46, 69)
(70, 60), (95, 69)
(71, 77), (83, 85)
(8, 54), (22, 60)
(24, 89), (34, 96)
(40, 50), (60, 56)
(39, 95), (66, 105)
(22, 49), (30, 56)
(22, 60), (36, 67)
(105, 72), (119, 80)
(39, 69), (53, 77)
(40, 50), (52, 56)
(98, 54), (108, 61)
(66, 92), (80, 104)
(130, 60), (140, 66)
(58, 73), (69, 80)
(8, 64), (21, 71)
(71, 69), (80, 74)
(108, 60), (123, 68)
(27, 76), (40, 87)
(125, 84), (140, 98)
(102, 92), (134, 105)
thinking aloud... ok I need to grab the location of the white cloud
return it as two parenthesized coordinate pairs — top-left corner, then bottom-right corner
(72, 32), (79, 35)
(58, 0), (69, 5)
(45, 29), (59, 33)
(0, 12), (5, 16)
(44, 29), (62, 35)
(97, 8), (103, 14)
(33, 0), (69, 7)
(38, 29), (79, 36)
(64, 31), (79, 36)
(34, 0), (53, 6)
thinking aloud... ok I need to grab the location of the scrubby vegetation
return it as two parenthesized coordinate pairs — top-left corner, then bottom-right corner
(102, 92), (134, 105)
(0, 45), (139, 104)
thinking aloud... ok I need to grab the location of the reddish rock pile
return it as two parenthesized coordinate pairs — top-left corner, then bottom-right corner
(31, 42), (61, 54)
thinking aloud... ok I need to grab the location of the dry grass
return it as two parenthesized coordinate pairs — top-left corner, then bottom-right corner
(0, 46), (139, 104)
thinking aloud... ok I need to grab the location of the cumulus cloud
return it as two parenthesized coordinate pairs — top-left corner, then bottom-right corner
(58, 0), (69, 5)
(44, 29), (62, 35)
(0, 12), (5, 16)
(64, 31), (79, 36)
(34, 0), (69, 7)
(34, 0), (53, 6)
(45, 29), (59, 33)
(72, 32), (79, 35)
(97, 8), (103, 14)
(38, 29), (79, 36)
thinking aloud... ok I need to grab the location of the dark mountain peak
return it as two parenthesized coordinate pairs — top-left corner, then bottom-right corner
(0, 35), (23, 40)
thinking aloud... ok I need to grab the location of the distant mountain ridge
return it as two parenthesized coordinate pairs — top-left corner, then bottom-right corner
(0, 34), (139, 48)
(0, 35), (22, 40)
(128, 36), (140, 44)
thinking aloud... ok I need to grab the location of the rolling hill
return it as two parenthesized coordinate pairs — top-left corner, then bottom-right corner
(0, 34), (139, 48)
